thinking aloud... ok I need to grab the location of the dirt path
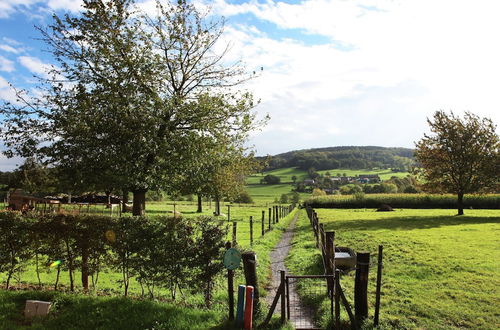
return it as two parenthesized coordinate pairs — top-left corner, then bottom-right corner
(265, 211), (316, 329)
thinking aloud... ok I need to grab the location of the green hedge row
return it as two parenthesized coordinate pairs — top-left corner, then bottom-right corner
(304, 193), (500, 209)
(0, 212), (227, 305)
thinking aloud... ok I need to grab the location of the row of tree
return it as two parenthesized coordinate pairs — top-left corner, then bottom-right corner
(0, 212), (226, 305)
(264, 146), (415, 171)
(0, 0), (264, 215)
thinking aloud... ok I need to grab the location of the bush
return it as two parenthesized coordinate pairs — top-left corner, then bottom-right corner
(262, 174), (281, 184)
(232, 191), (254, 204)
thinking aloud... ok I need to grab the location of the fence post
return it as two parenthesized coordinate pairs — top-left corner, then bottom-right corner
(335, 269), (341, 329)
(226, 242), (234, 321)
(268, 208), (272, 230)
(355, 252), (370, 323)
(325, 231), (335, 294)
(228, 205), (231, 222)
(242, 252), (259, 316)
(232, 222), (237, 247)
(250, 216), (253, 245)
(280, 270), (286, 324)
(261, 211), (265, 236)
(374, 245), (383, 327)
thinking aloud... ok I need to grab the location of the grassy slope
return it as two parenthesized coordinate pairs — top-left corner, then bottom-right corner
(247, 167), (410, 185)
(287, 208), (500, 329)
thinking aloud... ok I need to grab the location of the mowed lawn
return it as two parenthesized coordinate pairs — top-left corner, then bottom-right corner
(287, 208), (500, 329)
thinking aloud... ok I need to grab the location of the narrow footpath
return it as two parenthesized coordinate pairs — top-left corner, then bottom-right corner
(265, 211), (316, 329)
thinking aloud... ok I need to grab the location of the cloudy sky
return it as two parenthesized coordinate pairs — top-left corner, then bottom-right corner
(1, 0), (500, 170)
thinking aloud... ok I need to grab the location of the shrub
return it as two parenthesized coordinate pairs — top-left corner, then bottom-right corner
(232, 190), (254, 204)
(262, 174), (281, 184)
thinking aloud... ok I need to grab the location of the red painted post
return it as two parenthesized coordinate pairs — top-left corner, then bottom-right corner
(244, 286), (254, 330)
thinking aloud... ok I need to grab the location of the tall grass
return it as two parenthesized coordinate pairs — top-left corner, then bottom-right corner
(305, 193), (500, 209)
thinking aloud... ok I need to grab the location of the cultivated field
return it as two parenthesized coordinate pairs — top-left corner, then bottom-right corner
(287, 208), (500, 329)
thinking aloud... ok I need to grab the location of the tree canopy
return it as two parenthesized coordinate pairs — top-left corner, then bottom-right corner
(0, 0), (263, 215)
(414, 110), (499, 215)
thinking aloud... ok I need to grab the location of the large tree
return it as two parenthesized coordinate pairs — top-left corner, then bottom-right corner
(414, 111), (499, 215)
(0, 0), (262, 215)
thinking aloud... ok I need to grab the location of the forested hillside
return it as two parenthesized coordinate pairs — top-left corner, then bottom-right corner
(263, 146), (414, 170)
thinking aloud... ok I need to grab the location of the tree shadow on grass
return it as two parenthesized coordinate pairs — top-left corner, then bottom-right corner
(325, 214), (500, 232)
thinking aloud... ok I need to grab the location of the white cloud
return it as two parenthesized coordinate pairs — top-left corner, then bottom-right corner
(208, 0), (500, 154)
(18, 55), (54, 78)
(0, 0), (82, 18)
(47, 0), (83, 13)
(0, 75), (18, 103)
(0, 44), (21, 54)
(0, 56), (15, 72)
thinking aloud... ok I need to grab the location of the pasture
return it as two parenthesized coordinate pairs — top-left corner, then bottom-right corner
(287, 208), (500, 329)
(247, 167), (410, 185)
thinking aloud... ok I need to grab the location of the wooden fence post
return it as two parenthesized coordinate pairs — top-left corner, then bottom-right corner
(232, 222), (237, 247)
(355, 252), (370, 323)
(226, 242), (234, 321)
(325, 231), (335, 295)
(228, 205), (231, 222)
(374, 245), (383, 327)
(268, 208), (272, 230)
(280, 270), (286, 324)
(242, 252), (259, 316)
(261, 211), (265, 236)
(335, 269), (341, 329)
(250, 216), (253, 245)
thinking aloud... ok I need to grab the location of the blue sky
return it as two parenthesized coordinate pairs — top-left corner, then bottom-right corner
(1, 0), (500, 170)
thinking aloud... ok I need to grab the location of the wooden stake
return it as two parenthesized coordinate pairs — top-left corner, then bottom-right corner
(261, 211), (265, 236)
(280, 270), (286, 324)
(232, 222), (237, 247)
(374, 245), (383, 326)
(226, 242), (234, 321)
(249, 216), (253, 245)
(355, 252), (370, 323)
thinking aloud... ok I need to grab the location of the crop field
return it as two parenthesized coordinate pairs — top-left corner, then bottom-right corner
(286, 208), (500, 329)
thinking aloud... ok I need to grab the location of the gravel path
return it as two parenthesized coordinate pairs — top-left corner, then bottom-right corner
(265, 211), (316, 329)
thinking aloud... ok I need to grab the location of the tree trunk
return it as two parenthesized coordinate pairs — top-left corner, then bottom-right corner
(68, 192), (72, 203)
(215, 196), (220, 216)
(81, 246), (89, 292)
(457, 191), (464, 215)
(132, 189), (147, 216)
(65, 240), (74, 291)
(105, 191), (111, 205)
(197, 194), (203, 213)
(122, 190), (129, 212)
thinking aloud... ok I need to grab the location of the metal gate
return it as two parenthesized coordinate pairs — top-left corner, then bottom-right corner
(285, 275), (333, 330)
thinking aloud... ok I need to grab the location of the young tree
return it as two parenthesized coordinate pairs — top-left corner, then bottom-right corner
(0, 0), (262, 216)
(414, 111), (499, 215)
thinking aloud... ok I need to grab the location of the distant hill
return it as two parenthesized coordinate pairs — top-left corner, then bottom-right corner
(261, 146), (414, 171)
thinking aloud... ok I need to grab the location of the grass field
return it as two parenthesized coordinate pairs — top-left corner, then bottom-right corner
(247, 167), (410, 185)
(287, 208), (500, 329)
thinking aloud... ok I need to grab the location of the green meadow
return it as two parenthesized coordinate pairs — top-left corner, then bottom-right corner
(286, 208), (500, 329)
(247, 167), (410, 185)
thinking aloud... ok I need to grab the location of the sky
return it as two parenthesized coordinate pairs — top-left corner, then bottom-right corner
(1, 0), (500, 170)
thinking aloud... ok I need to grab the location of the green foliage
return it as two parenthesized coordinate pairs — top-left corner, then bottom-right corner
(305, 193), (500, 209)
(415, 111), (499, 215)
(0, 211), (34, 288)
(279, 193), (289, 204)
(232, 190), (254, 204)
(265, 146), (414, 170)
(262, 174), (281, 184)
